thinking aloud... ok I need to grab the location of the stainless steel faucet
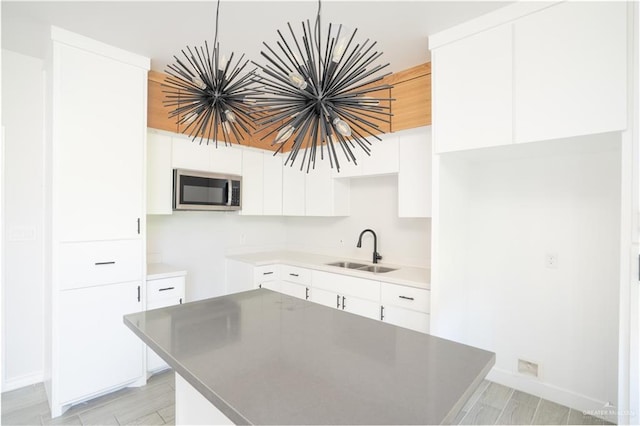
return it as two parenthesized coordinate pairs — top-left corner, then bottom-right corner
(357, 229), (382, 264)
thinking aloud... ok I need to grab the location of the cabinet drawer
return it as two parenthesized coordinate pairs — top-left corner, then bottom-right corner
(312, 271), (380, 302)
(254, 265), (280, 282)
(280, 265), (311, 285)
(147, 276), (185, 303)
(381, 283), (430, 313)
(59, 240), (142, 290)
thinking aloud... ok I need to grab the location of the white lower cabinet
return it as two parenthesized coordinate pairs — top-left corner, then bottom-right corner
(58, 281), (144, 404)
(146, 274), (185, 373)
(280, 265), (311, 301)
(311, 270), (381, 321)
(254, 264), (281, 291)
(380, 283), (430, 333)
(225, 259), (430, 332)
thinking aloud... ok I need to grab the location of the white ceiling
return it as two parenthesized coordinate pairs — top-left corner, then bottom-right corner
(2, 1), (510, 74)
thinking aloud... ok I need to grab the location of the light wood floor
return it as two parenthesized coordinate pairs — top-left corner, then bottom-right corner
(2, 370), (614, 425)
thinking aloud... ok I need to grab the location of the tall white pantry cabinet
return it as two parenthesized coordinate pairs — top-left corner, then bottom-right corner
(44, 27), (150, 417)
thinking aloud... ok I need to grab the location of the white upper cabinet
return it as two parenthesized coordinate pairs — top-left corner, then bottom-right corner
(283, 149), (349, 217)
(398, 127), (432, 218)
(305, 153), (350, 217)
(513, 1), (627, 143)
(263, 153), (283, 215)
(430, 1), (628, 153)
(171, 135), (242, 175)
(282, 160), (306, 216)
(56, 43), (146, 241)
(332, 133), (400, 178)
(432, 24), (513, 153)
(240, 149), (264, 215)
(240, 150), (283, 216)
(147, 130), (173, 215)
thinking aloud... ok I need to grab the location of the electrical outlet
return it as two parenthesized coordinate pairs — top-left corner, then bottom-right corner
(545, 253), (558, 269)
(518, 359), (539, 377)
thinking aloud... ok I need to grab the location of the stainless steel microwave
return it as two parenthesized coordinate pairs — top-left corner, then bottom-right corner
(173, 169), (242, 211)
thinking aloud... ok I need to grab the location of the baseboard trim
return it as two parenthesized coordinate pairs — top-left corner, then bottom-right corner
(487, 368), (616, 424)
(2, 371), (44, 393)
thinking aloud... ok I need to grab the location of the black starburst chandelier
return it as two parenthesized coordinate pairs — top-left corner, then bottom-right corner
(252, 0), (394, 172)
(163, 0), (259, 146)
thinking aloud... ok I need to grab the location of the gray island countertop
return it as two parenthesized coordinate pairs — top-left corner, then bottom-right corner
(124, 289), (495, 425)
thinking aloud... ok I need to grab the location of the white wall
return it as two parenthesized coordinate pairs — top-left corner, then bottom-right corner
(285, 175), (431, 268)
(1, 49), (45, 390)
(433, 133), (621, 416)
(147, 213), (287, 301)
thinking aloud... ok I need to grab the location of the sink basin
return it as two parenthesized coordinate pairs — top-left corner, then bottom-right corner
(326, 261), (397, 274)
(357, 265), (397, 274)
(326, 261), (368, 269)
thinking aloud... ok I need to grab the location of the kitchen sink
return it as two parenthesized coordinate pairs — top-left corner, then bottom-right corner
(356, 265), (397, 274)
(325, 262), (397, 274)
(326, 261), (368, 269)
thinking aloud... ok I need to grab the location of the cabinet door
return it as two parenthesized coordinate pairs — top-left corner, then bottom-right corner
(240, 150), (264, 215)
(311, 287), (341, 310)
(382, 306), (430, 333)
(514, 1), (627, 143)
(263, 153), (283, 215)
(333, 133), (399, 178)
(147, 130), (173, 215)
(432, 24), (513, 153)
(210, 145), (242, 175)
(305, 154), (334, 216)
(56, 44), (145, 241)
(171, 136), (212, 171)
(280, 281), (310, 301)
(341, 295), (381, 321)
(58, 281), (144, 404)
(398, 127), (432, 218)
(282, 160), (305, 216)
(305, 154), (350, 217)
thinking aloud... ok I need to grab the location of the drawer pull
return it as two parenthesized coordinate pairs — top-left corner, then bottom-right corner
(137, 286), (141, 302)
(381, 305), (385, 320)
(95, 261), (116, 266)
(336, 295), (340, 308)
(289, 273), (299, 277)
(179, 298), (183, 304)
(263, 271), (274, 275)
(305, 287), (309, 300)
(342, 296), (346, 310)
(159, 287), (175, 292)
(399, 295), (415, 301)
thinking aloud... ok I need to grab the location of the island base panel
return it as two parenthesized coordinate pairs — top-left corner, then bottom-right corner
(175, 374), (234, 425)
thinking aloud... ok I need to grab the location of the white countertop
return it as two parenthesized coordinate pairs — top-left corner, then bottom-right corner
(226, 250), (430, 290)
(147, 263), (187, 280)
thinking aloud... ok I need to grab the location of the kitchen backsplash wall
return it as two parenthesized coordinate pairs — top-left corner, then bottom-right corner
(147, 213), (287, 301)
(285, 174), (431, 267)
(148, 173), (431, 301)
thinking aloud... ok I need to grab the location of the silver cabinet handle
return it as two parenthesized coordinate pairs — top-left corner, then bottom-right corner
(289, 273), (299, 277)
(159, 287), (175, 292)
(342, 296), (346, 310)
(336, 295), (340, 308)
(263, 271), (274, 275)
(95, 261), (115, 266)
(381, 305), (385, 320)
(399, 295), (415, 301)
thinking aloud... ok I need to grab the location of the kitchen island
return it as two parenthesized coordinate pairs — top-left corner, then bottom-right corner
(124, 289), (495, 425)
